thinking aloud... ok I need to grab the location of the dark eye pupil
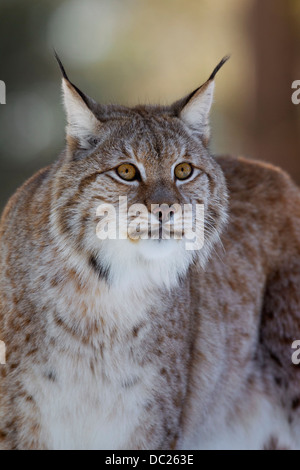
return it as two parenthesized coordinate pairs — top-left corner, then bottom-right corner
(125, 169), (129, 173)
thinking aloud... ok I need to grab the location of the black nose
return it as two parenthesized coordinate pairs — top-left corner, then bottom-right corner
(152, 206), (175, 223)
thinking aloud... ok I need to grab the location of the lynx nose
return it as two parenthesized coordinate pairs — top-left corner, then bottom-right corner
(145, 184), (182, 223)
(152, 205), (175, 223)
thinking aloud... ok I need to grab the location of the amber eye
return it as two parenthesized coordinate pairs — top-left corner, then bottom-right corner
(174, 162), (193, 180)
(117, 163), (138, 181)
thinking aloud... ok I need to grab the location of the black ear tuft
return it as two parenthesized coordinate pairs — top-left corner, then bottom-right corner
(53, 51), (94, 108)
(208, 55), (230, 81)
(54, 50), (69, 81)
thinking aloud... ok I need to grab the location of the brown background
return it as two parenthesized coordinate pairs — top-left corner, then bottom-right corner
(0, 0), (300, 211)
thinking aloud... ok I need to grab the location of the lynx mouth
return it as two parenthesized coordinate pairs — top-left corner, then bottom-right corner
(95, 199), (204, 251)
(127, 227), (185, 242)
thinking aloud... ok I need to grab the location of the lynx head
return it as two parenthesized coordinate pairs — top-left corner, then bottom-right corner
(51, 55), (229, 289)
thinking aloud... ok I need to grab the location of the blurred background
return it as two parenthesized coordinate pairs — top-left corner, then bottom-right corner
(0, 0), (300, 210)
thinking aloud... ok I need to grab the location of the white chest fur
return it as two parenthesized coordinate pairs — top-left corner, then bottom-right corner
(36, 336), (157, 450)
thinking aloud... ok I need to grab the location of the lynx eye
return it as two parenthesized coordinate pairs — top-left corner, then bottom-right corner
(174, 162), (193, 180)
(117, 163), (138, 181)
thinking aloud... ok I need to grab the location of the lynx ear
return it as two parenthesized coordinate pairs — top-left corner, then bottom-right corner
(55, 53), (100, 149)
(174, 56), (230, 142)
(180, 80), (215, 133)
(62, 79), (100, 142)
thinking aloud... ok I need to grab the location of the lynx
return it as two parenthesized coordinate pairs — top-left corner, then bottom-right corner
(0, 55), (300, 450)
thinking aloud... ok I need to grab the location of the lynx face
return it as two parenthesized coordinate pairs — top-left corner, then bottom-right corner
(50, 57), (229, 286)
